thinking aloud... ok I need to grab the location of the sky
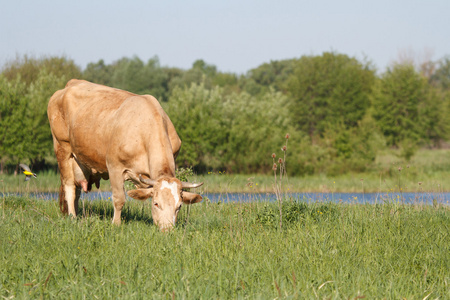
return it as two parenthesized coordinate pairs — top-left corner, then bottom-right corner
(1, 0), (449, 74)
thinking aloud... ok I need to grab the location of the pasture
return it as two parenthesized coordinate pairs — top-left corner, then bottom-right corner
(1, 149), (448, 194)
(1, 195), (449, 299)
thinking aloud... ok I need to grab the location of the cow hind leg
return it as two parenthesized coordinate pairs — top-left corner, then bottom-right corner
(55, 143), (79, 217)
(59, 180), (68, 214)
(59, 171), (80, 217)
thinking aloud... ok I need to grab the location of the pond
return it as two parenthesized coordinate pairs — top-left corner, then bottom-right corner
(4, 191), (449, 205)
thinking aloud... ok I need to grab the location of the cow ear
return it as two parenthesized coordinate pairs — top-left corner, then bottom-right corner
(127, 188), (154, 200)
(182, 192), (202, 204)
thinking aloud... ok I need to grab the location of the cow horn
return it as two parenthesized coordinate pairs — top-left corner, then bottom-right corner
(139, 175), (156, 187)
(181, 182), (204, 189)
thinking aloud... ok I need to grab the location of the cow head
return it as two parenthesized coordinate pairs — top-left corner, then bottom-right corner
(127, 175), (203, 230)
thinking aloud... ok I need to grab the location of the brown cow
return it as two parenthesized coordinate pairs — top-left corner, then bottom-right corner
(47, 79), (203, 230)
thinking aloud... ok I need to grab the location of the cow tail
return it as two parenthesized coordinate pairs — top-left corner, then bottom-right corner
(59, 180), (68, 214)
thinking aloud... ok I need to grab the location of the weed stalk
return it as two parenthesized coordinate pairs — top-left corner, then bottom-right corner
(272, 134), (289, 230)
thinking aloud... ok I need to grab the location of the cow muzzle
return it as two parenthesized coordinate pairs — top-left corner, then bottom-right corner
(155, 219), (175, 232)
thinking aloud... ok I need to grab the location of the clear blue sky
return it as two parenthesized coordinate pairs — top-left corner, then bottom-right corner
(1, 0), (449, 74)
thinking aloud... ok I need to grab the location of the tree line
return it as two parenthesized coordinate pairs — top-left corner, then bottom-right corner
(0, 53), (449, 175)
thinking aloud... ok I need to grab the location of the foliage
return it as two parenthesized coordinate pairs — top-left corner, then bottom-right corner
(242, 58), (297, 95)
(109, 56), (169, 100)
(165, 84), (294, 173)
(256, 200), (337, 228)
(0, 67), (67, 169)
(25, 70), (68, 164)
(287, 52), (375, 137)
(430, 56), (450, 90)
(371, 63), (446, 154)
(167, 59), (225, 93)
(0, 52), (449, 176)
(223, 89), (293, 173)
(372, 63), (423, 147)
(175, 167), (194, 183)
(82, 59), (113, 86)
(0, 76), (28, 165)
(1, 55), (81, 86)
(164, 84), (229, 171)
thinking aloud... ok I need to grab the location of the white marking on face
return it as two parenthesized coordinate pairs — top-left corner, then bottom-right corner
(160, 181), (180, 206)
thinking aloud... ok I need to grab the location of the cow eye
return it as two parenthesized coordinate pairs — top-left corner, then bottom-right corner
(154, 202), (159, 207)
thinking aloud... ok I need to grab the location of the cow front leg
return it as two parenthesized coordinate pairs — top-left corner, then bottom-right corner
(109, 170), (125, 225)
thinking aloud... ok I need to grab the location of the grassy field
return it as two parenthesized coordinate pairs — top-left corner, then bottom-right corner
(1, 195), (449, 299)
(1, 149), (449, 194)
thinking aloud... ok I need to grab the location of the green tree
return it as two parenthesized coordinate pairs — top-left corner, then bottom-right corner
(222, 89), (294, 173)
(430, 56), (450, 90)
(242, 59), (297, 96)
(168, 59), (217, 92)
(110, 56), (147, 94)
(287, 52), (375, 138)
(372, 64), (426, 148)
(109, 56), (169, 100)
(428, 57), (450, 144)
(0, 76), (28, 168)
(164, 84), (229, 171)
(418, 84), (448, 146)
(1, 55), (81, 86)
(25, 70), (68, 165)
(164, 83), (299, 174)
(212, 72), (240, 95)
(0, 69), (67, 170)
(82, 59), (113, 86)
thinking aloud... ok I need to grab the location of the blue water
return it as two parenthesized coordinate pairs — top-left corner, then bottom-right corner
(205, 192), (449, 205)
(4, 191), (449, 205)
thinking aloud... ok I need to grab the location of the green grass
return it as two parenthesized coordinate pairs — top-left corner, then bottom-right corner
(196, 148), (449, 193)
(1, 171), (447, 194)
(1, 149), (448, 193)
(1, 196), (449, 299)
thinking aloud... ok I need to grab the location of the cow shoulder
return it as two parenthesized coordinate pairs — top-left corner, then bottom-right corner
(140, 95), (182, 156)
